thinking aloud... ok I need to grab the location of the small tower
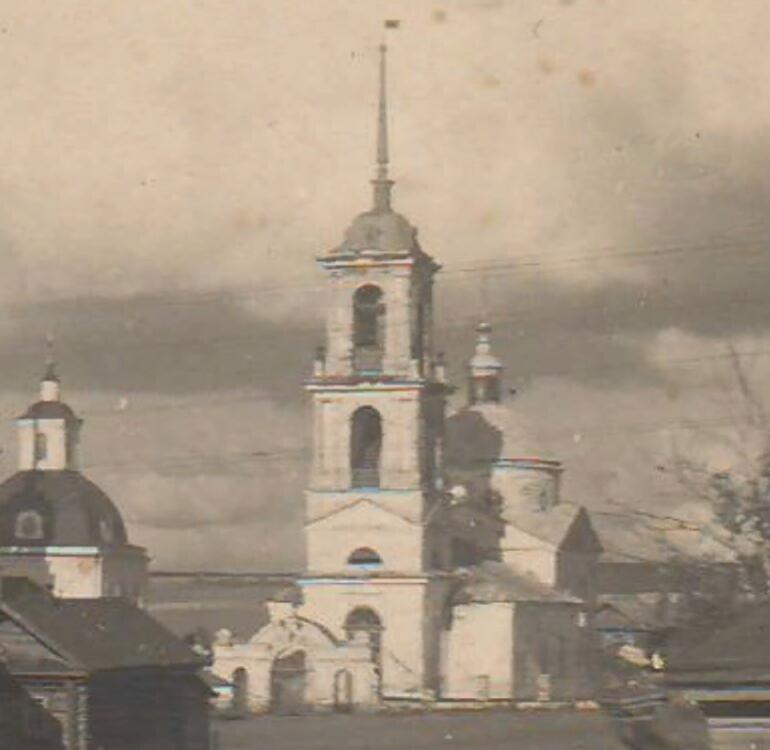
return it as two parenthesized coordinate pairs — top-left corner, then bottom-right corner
(16, 361), (82, 471)
(0, 363), (148, 602)
(468, 322), (503, 405)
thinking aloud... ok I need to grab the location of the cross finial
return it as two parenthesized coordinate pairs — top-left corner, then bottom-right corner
(43, 332), (58, 383)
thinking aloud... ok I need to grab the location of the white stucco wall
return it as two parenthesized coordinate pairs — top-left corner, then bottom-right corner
(442, 602), (514, 700)
(0, 546), (148, 603)
(500, 526), (558, 587)
(300, 576), (439, 699)
(305, 498), (425, 573)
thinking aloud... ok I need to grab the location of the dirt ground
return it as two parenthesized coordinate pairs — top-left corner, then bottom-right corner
(212, 709), (629, 750)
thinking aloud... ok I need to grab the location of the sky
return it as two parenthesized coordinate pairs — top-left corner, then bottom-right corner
(0, 0), (768, 571)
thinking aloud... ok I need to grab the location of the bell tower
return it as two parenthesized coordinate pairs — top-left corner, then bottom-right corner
(304, 44), (449, 574)
(299, 44), (453, 701)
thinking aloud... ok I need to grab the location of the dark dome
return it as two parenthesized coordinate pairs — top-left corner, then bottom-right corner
(335, 208), (418, 255)
(19, 401), (80, 423)
(0, 470), (128, 547)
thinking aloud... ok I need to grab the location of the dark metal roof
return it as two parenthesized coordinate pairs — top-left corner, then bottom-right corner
(0, 470), (129, 547)
(0, 577), (205, 675)
(18, 400), (79, 422)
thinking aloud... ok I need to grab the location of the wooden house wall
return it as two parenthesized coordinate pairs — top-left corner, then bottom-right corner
(88, 669), (209, 750)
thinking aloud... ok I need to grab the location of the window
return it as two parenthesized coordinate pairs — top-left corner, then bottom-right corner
(350, 406), (382, 488)
(15, 510), (44, 541)
(344, 607), (383, 668)
(347, 547), (383, 568)
(353, 285), (385, 372)
(34, 432), (47, 463)
(99, 519), (114, 544)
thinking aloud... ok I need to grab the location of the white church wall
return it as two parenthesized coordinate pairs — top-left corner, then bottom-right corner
(322, 269), (417, 378)
(211, 609), (379, 713)
(490, 465), (560, 514)
(500, 526), (558, 587)
(300, 577), (433, 699)
(442, 602), (513, 700)
(50, 553), (104, 597)
(308, 389), (423, 491)
(305, 499), (424, 573)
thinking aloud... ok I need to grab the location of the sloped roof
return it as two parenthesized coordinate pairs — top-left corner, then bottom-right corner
(0, 577), (204, 675)
(595, 594), (667, 631)
(18, 400), (79, 423)
(666, 601), (770, 684)
(334, 208), (420, 256)
(451, 561), (582, 605)
(503, 503), (581, 547)
(591, 509), (737, 564)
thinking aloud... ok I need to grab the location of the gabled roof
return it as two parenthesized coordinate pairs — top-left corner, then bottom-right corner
(304, 496), (419, 528)
(503, 503), (581, 547)
(0, 577), (205, 676)
(595, 594), (667, 631)
(451, 561), (582, 605)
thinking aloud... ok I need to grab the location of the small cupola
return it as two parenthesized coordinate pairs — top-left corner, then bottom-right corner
(40, 361), (61, 402)
(468, 322), (503, 405)
(17, 362), (82, 471)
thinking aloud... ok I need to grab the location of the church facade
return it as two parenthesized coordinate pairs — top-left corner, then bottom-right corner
(212, 46), (597, 712)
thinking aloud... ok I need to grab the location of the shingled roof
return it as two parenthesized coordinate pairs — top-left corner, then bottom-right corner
(0, 577), (205, 676)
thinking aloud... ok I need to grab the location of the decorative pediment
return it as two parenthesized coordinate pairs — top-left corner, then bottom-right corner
(249, 613), (339, 657)
(305, 497), (418, 529)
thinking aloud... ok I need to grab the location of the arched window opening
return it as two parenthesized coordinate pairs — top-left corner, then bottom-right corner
(350, 406), (382, 488)
(470, 377), (501, 405)
(411, 300), (425, 364)
(15, 510), (44, 541)
(34, 432), (47, 463)
(344, 607), (383, 669)
(347, 547), (383, 568)
(353, 285), (385, 373)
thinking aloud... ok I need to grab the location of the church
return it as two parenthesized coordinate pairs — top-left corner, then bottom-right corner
(0, 362), (148, 602)
(211, 45), (598, 713)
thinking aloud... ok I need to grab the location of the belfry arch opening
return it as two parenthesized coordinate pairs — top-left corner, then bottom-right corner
(350, 406), (382, 488)
(353, 285), (385, 373)
(347, 547), (383, 569)
(344, 607), (383, 668)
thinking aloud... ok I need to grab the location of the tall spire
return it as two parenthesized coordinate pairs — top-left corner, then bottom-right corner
(372, 43), (393, 213)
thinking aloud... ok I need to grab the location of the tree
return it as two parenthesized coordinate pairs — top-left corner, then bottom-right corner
(663, 349), (770, 629)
